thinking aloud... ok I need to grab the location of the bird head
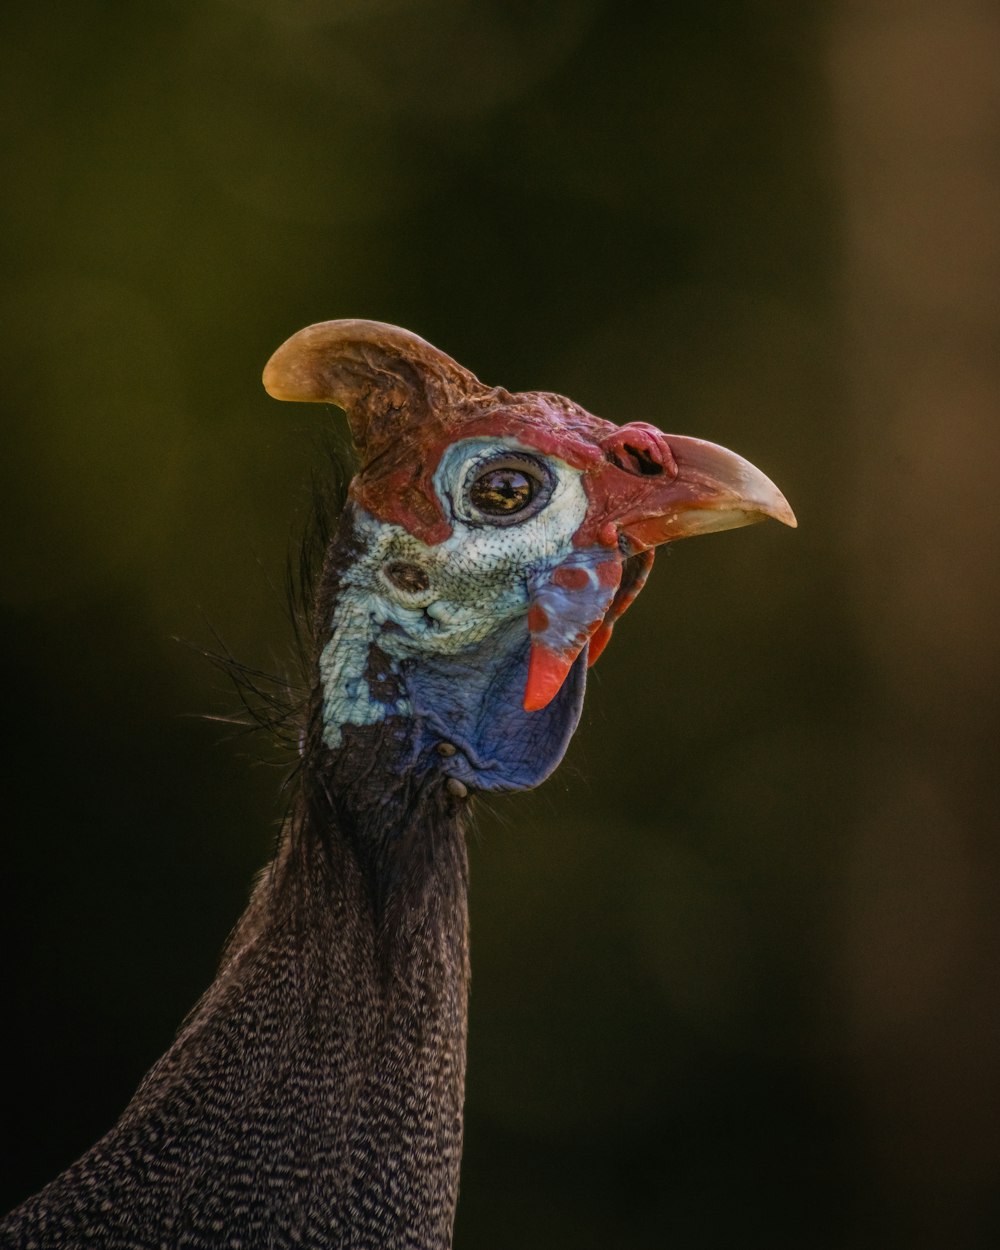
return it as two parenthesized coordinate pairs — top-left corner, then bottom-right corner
(264, 320), (795, 793)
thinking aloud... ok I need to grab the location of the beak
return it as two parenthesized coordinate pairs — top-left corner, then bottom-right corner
(620, 435), (797, 550)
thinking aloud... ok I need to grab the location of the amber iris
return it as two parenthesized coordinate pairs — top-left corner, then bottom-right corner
(470, 466), (536, 515)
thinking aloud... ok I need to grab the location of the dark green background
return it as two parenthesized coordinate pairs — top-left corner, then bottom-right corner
(3, 2), (998, 1246)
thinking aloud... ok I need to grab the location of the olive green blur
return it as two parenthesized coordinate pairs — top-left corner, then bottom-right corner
(2, 2), (998, 1247)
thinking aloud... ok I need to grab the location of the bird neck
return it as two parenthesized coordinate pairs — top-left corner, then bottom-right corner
(250, 657), (473, 1245)
(247, 742), (472, 1245)
(232, 780), (472, 1248)
(295, 723), (472, 969)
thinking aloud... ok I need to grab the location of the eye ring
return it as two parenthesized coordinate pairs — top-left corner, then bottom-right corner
(463, 453), (554, 526)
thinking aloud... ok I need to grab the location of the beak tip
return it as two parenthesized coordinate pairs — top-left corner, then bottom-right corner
(741, 462), (796, 531)
(631, 435), (797, 544)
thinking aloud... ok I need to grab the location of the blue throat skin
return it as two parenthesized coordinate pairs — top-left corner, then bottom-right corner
(404, 618), (587, 793)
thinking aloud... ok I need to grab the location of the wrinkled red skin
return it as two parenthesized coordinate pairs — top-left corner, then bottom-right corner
(349, 394), (679, 552)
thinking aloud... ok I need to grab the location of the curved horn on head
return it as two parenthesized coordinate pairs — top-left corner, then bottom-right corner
(262, 319), (487, 458)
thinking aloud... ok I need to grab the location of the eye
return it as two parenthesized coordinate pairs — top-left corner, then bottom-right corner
(471, 467), (533, 514)
(464, 454), (553, 526)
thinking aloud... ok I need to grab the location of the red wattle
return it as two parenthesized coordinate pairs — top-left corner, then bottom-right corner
(587, 624), (613, 667)
(523, 644), (576, 712)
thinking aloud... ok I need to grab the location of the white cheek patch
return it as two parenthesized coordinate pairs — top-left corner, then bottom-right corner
(319, 441), (588, 749)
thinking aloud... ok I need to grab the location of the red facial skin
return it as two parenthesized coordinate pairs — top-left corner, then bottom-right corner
(348, 396), (681, 551)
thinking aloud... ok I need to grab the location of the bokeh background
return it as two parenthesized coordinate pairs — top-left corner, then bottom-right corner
(2, 2), (998, 1246)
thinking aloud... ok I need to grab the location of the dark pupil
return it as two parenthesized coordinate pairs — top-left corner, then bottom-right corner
(470, 467), (534, 515)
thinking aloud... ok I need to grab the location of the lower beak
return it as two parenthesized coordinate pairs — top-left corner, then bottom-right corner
(619, 435), (797, 550)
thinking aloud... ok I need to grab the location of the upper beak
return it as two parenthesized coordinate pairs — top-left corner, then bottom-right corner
(619, 435), (797, 550)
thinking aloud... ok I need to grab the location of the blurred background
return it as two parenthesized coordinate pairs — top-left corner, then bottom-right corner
(2, 1), (998, 1245)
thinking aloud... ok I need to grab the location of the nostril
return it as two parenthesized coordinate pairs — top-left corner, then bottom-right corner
(609, 443), (666, 477)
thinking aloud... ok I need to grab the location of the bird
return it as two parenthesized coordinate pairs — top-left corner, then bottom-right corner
(1, 320), (795, 1249)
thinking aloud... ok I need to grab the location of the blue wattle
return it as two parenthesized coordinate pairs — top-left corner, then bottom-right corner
(402, 616), (588, 793)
